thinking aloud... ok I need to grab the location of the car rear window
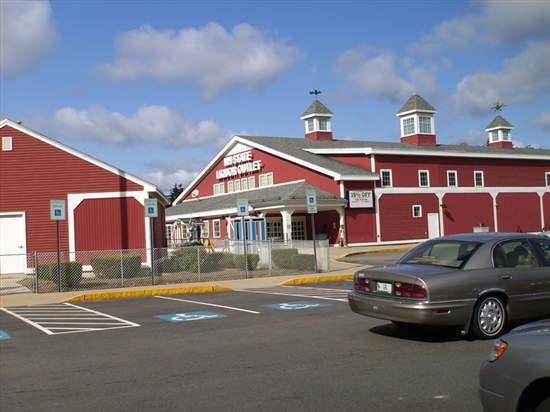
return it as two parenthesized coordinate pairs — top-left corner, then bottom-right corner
(398, 241), (482, 268)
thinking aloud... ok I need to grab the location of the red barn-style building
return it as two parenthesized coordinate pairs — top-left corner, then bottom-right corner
(166, 94), (550, 247)
(0, 119), (169, 274)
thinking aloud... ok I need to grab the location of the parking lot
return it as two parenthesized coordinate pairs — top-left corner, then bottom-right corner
(1, 280), (491, 412)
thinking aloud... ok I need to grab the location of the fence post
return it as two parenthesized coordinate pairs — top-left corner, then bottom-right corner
(35, 251), (39, 294)
(268, 239), (272, 277)
(197, 246), (201, 282)
(120, 249), (124, 286)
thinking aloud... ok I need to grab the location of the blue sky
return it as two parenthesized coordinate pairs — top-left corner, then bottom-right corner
(2, 0), (549, 194)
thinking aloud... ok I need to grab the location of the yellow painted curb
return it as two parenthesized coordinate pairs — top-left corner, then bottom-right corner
(63, 285), (231, 303)
(277, 274), (354, 286)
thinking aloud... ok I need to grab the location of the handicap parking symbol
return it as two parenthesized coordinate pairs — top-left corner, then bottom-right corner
(0, 330), (11, 340)
(263, 301), (331, 310)
(155, 311), (227, 322)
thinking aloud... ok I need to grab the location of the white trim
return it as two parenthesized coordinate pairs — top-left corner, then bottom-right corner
(418, 170), (430, 187)
(447, 170), (458, 187)
(2, 136), (13, 151)
(380, 169), (392, 187)
(474, 170), (484, 187)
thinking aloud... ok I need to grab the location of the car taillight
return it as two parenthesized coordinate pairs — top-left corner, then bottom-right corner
(395, 282), (427, 299)
(354, 277), (370, 292)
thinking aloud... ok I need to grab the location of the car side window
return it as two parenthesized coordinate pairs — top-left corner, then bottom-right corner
(531, 238), (550, 267)
(498, 240), (541, 268)
(492, 245), (508, 268)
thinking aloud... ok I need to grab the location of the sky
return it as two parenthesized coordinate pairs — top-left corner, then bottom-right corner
(1, 0), (549, 195)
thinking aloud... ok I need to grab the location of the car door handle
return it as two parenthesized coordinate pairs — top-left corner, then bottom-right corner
(500, 276), (512, 280)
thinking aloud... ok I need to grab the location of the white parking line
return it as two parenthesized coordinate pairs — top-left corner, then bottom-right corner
(154, 295), (260, 314)
(234, 286), (349, 302)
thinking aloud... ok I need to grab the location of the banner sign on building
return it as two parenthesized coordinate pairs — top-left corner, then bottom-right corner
(349, 190), (373, 208)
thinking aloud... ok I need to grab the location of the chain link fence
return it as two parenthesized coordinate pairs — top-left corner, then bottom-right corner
(0, 239), (330, 295)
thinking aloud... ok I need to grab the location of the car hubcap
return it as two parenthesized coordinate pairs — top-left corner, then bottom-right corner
(479, 300), (503, 335)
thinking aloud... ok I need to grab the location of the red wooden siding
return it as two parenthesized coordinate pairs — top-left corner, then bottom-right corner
(543, 192), (550, 231)
(0, 125), (149, 253)
(440, 193), (494, 234)
(378, 194), (439, 241)
(74, 198), (145, 250)
(327, 154), (372, 170)
(496, 193), (541, 233)
(346, 208), (377, 243)
(375, 155), (548, 188)
(186, 147), (342, 200)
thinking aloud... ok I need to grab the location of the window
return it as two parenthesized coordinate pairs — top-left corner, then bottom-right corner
(381, 169), (392, 187)
(227, 181), (234, 193)
(491, 131), (498, 142)
(502, 130), (510, 141)
(249, 176), (255, 189)
(213, 183), (224, 195)
(213, 220), (221, 238)
(495, 240), (541, 268)
(291, 218), (306, 240)
(319, 118), (328, 131)
(166, 225), (172, 243)
(307, 119), (314, 132)
(202, 221), (210, 238)
(403, 117), (415, 135)
(2, 137), (13, 151)
(266, 219), (282, 239)
(241, 178), (248, 190)
(419, 170), (429, 187)
(259, 172), (273, 187)
(447, 171), (457, 187)
(419, 117), (431, 134)
(412, 205), (422, 218)
(474, 171), (484, 187)
(234, 179), (241, 192)
(546, 172), (550, 187)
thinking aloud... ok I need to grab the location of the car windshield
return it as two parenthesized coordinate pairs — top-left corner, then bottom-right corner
(398, 240), (482, 268)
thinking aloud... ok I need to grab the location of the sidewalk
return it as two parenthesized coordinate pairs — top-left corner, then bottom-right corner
(0, 244), (415, 308)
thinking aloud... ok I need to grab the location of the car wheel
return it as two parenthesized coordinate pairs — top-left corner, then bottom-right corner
(471, 296), (506, 340)
(534, 395), (550, 412)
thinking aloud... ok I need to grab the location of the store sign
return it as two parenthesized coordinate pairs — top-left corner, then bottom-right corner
(216, 150), (263, 179)
(349, 190), (373, 208)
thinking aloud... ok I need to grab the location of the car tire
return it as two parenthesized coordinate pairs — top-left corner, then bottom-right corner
(534, 395), (550, 412)
(471, 295), (506, 340)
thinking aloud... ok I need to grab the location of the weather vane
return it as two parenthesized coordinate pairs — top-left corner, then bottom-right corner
(309, 90), (321, 99)
(492, 100), (505, 113)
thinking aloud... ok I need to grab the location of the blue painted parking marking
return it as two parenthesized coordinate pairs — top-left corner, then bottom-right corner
(0, 330), (11, 339)
(155, 311), (227, 322)
(263, 301), (331, 310)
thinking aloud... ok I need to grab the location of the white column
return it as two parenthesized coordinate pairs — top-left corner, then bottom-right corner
(280, 209), (294, 240)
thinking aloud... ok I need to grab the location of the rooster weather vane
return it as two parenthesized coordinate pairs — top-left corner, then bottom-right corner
(492, 100), (506, 113)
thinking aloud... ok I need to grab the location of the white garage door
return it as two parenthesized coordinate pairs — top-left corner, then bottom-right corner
(0, 213), (27, 274)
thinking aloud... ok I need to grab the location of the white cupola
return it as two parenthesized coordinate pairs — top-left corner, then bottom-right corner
(486, 115), (513, 149)
(396, 93), (437, 146)
(301, 97), (334, 141)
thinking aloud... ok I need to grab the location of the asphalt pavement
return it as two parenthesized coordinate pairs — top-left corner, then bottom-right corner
(0, 244), (416, 307)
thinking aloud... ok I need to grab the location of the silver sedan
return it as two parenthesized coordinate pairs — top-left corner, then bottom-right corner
(348, 233), (550, 339)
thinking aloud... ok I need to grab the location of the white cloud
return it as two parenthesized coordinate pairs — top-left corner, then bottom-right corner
(532, 112), (550, 132)
(142, 169), (199, 194)
(0, 0), (60, 77)
(94, 22), (303, 99)
(409, 0), (550, 54)
(333, 46), (438, 103)
(452, 41), (550, 115)
(51, 104), (233, 148)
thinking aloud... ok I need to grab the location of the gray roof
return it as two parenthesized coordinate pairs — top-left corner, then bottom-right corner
(167, 181), (346, 218)
(486, 115), (513, 130)
(240, 134), (550, 158)
(301, 100), (334, 118)
(397, 93), (437, 114)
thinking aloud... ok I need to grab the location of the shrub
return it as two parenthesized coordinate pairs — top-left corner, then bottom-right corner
(90, 254), (142, 279)
(233, 254), (260, 270)
(172, 246), (220, 273)
(37, 262), (82, 288)
(218, 252), (236, 268)
(290, 254), (316, 271)
(272, 248), (299, 269)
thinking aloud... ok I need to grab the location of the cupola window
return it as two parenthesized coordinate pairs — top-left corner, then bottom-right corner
(419, 117), (432, 134)
(403, 117), (415, 135)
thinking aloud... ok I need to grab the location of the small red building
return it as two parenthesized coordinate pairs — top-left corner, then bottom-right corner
(0, 119), (169, 274)
(166, 94), (550, 247)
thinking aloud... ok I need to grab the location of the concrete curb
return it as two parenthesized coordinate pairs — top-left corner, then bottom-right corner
(340, 245), (414, 258)
(63, 285), (232, 303)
